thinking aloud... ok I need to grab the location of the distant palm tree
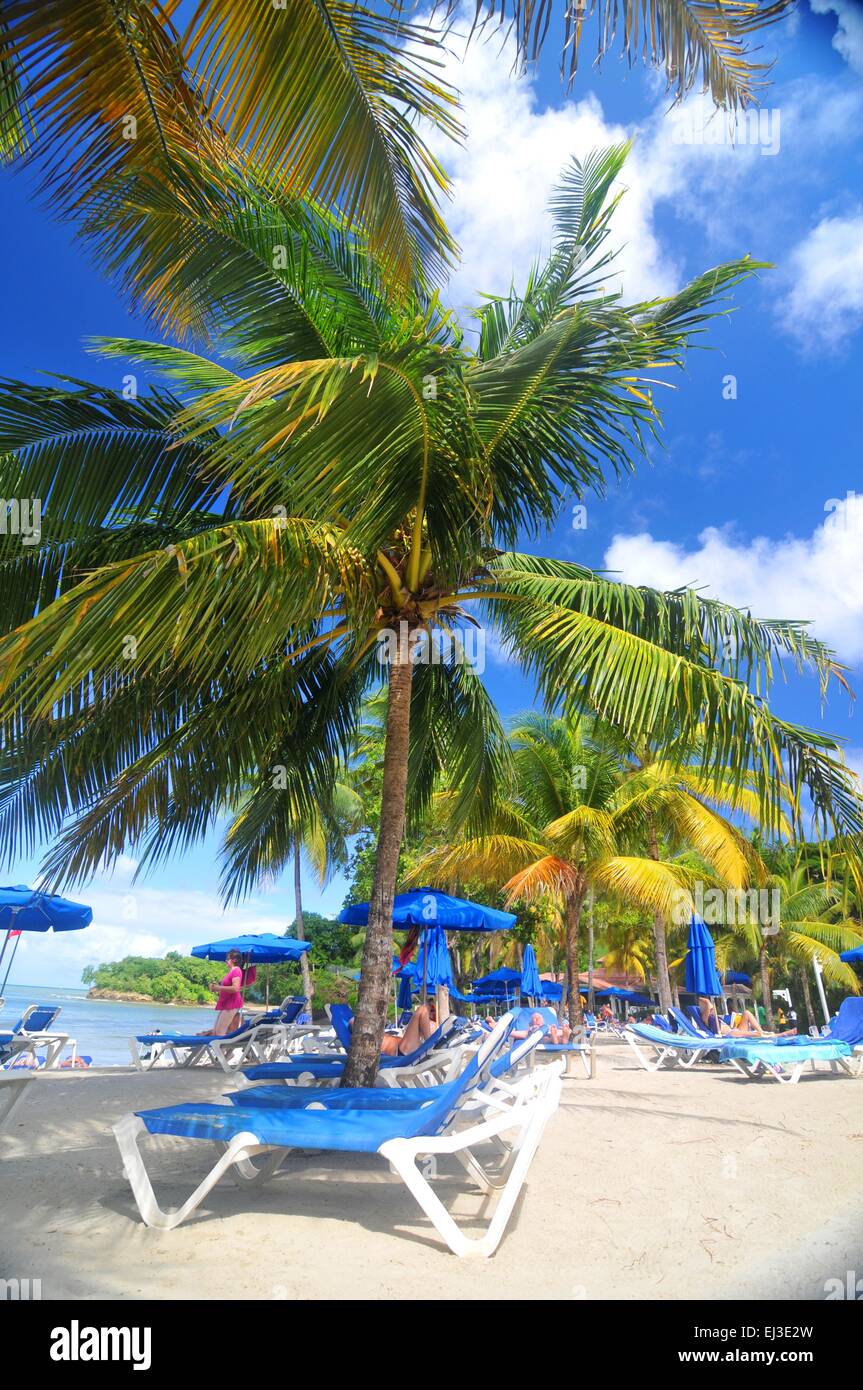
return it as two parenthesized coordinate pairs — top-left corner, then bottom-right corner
(408, 715), (755, 1027)
(714, 864), (863, 1027)
(600, 919), (653, 982)
(223, 773), (363, 1005)
(597, 726), (771, 1010)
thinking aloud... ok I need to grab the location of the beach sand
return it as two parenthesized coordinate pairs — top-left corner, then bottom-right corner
(2, 1040), (861, 1301)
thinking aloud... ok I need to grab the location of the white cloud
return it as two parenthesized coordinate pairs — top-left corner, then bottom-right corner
(423, 32), (681, 313)
(778, 209), (863, 349)
(810, 0), (863, 74)
(418, 21), (863, 359)
(603, 494), (863, 662)
(11, 881), (296, 981)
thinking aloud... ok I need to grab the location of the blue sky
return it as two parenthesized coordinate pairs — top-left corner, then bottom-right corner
(3, 2), (862, 985)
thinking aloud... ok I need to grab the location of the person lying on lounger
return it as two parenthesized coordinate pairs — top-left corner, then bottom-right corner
(507, 1011), (572, 1045)
(698, 998), (768, 1037)
(379, 1002), (436, 1056)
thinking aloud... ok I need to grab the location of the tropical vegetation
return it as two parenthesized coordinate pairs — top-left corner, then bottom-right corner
(82, 952), (225, 1005)
(82, 912), (360, 1010)
(405, 713), (763, 1026)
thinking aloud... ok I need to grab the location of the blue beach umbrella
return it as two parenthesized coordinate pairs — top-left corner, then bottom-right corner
(594, 987), (653, 1005)
(840, 945), (863, 965)
(396, 972), (414, 1011)
(0, 885), (92, 933)
(191, 933), (311, 963)
(0, 886), (93, 998)
(685, 914), (723, 998)
(473, 967), (521, 988)
(415, 926), (454, 992)
(520, 944), (542, 1001)
(340, 888), (516, 932)
(342, 888), (516, 1012)
(473, 967), (520, 1004)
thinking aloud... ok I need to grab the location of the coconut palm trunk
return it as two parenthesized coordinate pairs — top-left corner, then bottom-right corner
(343, 636), (415, 1087)
(799, 964), (815, 1032)
(647, 818), (673, 1013)
(758, 943), (774, 1029)
(564, 884), (586, 1030)
(292, 840), (314, 1008)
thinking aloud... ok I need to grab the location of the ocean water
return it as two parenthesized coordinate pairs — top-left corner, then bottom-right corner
(0, 982), (216, 1067)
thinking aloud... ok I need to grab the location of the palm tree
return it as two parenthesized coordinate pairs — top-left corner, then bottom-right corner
(593, 726), (772, 1011)
(222, 771), (363, 1006)
(714, 863), (863, 1028)
(1, 2), (796, 201)
(599, 916), (654, 983)
(0, 149), (859, 1087)
(407, 714), (776, 1028)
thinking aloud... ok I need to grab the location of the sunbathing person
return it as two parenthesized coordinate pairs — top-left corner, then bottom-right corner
(512, 1010), (572, 1044)
(698, 997), (768, 1037)
(379, 1003), (436, 1056)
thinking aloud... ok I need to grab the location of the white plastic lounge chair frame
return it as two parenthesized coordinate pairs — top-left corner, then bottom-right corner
(129, 1019), (315, 1074)
(0, 1074), (31, 1132)
(264, 1017), (467, 1088)
(113, 1059), (562, 1258)
(233, 1029), (548, 1111)
(725, 1052), (861, 1085)
(273, 1043), (466, 1090)
(0, 1005), (76, 1070)
(624, 1024), (717, 1072)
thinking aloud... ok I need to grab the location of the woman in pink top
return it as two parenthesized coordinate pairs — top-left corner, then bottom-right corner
(205, 949), (245, 1036)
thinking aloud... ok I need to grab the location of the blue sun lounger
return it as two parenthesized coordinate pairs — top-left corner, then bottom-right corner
(719, 1038), (857, 1083)
(507, 1007), (595, 1078)
(773, 998), (863, 1051)
(114, 1015), (563, 1257)
(669, 1006), (715, 1039)
(228, 1025), (549, 1113)
(242, 1013), (464, 1088)
(129, 997), (310, 1073)
(0, 1004), (75, 1070)
(718, 998), (863, 1083)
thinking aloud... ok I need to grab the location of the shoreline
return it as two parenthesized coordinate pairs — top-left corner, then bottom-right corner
(85, 988), (271, 1013)
(86, 989), (210, 1007)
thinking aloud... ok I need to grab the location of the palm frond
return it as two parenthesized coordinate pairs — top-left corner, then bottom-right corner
(464, 0), (794, 108)
(592, 855), (694, 919)
(182, 0), (462, 288)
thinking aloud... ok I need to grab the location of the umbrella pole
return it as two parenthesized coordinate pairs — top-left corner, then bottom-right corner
(0, 932), (22, 999)
(812, 954), (831, 1028)
(421, 927), (428, 1009)
(436, 985), (450, 1023)
(587, 888), (595, 1014)
(0, 929), (9, 1005)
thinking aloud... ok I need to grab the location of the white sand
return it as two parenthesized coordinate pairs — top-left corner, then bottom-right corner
(2, 1041), (861, 1301)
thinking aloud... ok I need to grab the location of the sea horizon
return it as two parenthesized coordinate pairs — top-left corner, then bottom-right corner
(0, 981), (218, 1066)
